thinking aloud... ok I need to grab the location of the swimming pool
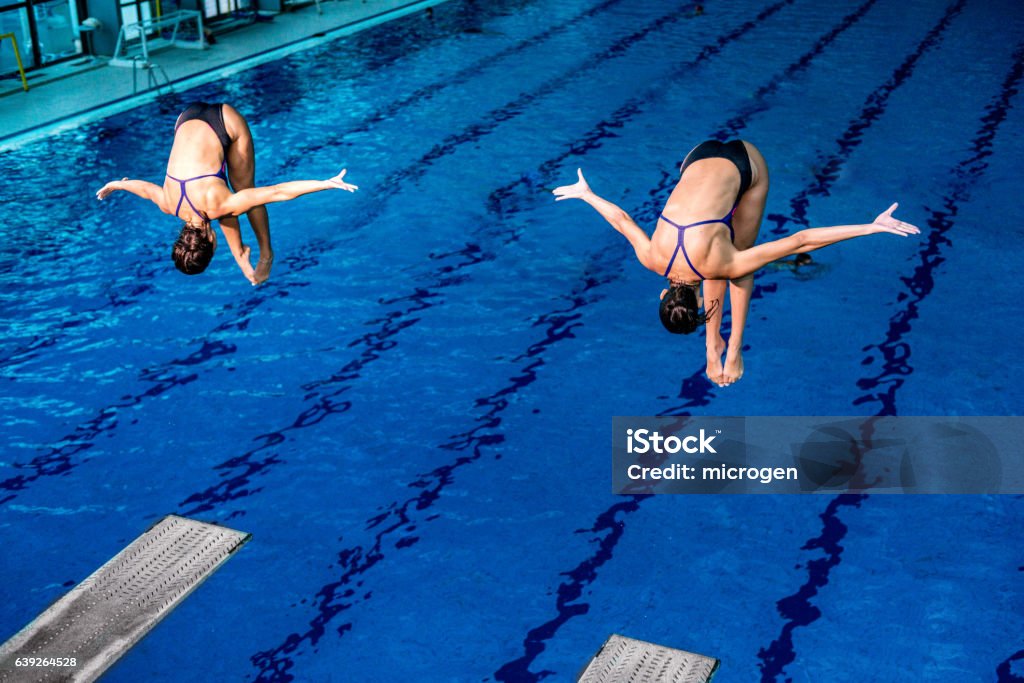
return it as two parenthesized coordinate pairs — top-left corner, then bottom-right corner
(1, 0), (1023, 680)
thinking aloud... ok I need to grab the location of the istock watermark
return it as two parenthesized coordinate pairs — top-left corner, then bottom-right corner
(625, 428), (719, 454)
(611, 416), (1024, 494)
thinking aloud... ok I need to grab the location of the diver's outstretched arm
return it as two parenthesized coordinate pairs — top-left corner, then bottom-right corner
(721, 203), (920, 279)
(553, 168), (652, 267)
(217, 169), (358, 218)
(96, 178), (166, 210)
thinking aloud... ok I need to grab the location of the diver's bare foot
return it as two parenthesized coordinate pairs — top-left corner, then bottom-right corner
(720, 350), (744, 386)
(706, 335), (726, 385)
(253, 251), (274, 285)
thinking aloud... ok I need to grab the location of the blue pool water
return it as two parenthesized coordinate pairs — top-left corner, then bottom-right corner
(2, 0), (1023, 680)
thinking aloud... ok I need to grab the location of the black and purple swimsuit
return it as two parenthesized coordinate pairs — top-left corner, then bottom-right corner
(660, 139), (753, 280)
(167, 102), (231, 220)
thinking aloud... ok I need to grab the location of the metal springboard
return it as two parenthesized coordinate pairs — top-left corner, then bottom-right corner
(0, 515), (249, 682)
(578, 634), (719, 682)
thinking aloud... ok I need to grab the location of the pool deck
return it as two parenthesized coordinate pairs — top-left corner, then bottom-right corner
(0, 0), (446, 150)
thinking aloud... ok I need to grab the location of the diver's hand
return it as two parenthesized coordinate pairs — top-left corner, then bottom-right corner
(252, 251), (274, 286)
(326, 169), (358, 192)
(96, 177), (129, 200)
(870, 203), (920, 236)
(236, 244), (258, 285)
(552, 169), (592, 201)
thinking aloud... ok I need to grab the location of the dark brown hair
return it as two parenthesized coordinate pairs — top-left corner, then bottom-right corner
(658, 284), (718, 334)
(171, 223), (215, 275)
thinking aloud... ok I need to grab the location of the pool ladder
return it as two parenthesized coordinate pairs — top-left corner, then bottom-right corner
(130, 56), (173, 95)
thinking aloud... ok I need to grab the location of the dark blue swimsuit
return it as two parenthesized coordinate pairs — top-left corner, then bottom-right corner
(660, 140), (753, 280)
(168, 102), (232, 220)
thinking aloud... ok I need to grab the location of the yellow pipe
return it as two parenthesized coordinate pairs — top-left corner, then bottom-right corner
(0, 33), (28, 92)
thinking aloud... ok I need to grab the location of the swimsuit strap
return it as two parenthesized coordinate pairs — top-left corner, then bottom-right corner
(166, 162), (227, 184)
(659, 205), (739, 279)
(723, 203), (737, 243)
(660, 242), (707, 280)
(659, 216), (710, 280)
(662, 245), (683, 279)
(166, 163), (228, 219)
(678, 238), (706, 280)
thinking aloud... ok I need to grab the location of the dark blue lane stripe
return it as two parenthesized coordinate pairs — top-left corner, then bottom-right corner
(0, 259), (316, 505)
(854, 41), (1024, 416)
(275, 0), (643, 171)
(0, 0), (704, 507)
(497, 415), (700, 682)
(495, 2), (974, 680)
(0, 258), (163, 370)
(713, 0), (881, 142)
(0, 339), (238, 506)
(999, 561), (1024, 682)
(759, 34), (1024, 683)
(241, 3), (899, 679)
(754, 494), (867, 681)
(343, 0), (705, 191)
(487, 0), (799, 216)
(175, 0), (790, 517)
(496, 499), (644, 681)
(249, 262), (619, 681)
(177, 245), (492, 515)
(0, 0), (625, 372)
(772, 1), (958, 233)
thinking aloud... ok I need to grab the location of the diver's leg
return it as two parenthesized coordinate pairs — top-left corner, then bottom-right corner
(732, 141), (769, 247)
(222, 104), (273, 283)
(718, 142), (769, 385)
(702, 278), (728, 384)
(721, 275), (752, 385)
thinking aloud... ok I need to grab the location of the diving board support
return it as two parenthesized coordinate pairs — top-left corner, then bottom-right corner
(577, 634), (719, 682)
(0, 515), (249, 682)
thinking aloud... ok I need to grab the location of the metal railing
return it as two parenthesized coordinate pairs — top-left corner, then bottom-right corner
(131, 55), (173, 95)
(0, 32), (29, 92)
(111, 9), (207, 68)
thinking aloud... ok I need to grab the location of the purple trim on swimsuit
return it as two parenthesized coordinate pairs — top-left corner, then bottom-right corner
(166, 163), (227, 219)
(660, 205), (737, 280)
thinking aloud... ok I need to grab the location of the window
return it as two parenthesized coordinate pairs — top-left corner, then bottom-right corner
(202, 0), (252, 22)
(32, 0), (80, 63)
(0, 0), (84, 74)
(118, 0), (154, 42)
(0, 6), (31, 75)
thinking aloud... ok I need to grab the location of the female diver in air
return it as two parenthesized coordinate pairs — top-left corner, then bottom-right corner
(552, 140), (919, 386)
(96, 102), (358, 285)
